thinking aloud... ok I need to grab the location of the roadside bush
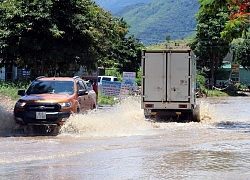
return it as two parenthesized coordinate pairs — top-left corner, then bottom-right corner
(238, 83), (248, 90)
(0, 81), (29, 99)
(207, 89), (229, 97)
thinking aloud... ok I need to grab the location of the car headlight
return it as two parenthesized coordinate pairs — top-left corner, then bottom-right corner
(58, 102), (72, 108)
(15, 101), (26, 108)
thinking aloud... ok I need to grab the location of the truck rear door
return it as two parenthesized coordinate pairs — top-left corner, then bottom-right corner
(142, 50), (191, 103)
(143, 52), (166, 102)
(167, 52), (190, 102)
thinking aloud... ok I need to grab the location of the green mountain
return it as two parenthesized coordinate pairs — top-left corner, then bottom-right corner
(94, 0), (152, 13)
(95, 0), (199, 45)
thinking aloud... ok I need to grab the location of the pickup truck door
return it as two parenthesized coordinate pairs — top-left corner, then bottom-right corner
(77, 81), (89, 110)
(77, 81), (93, 110)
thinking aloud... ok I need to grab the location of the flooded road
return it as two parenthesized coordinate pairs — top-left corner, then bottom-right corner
(0, 97), (250, 180)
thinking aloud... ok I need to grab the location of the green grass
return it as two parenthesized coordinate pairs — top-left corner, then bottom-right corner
(206, 89), (229, 97)
(203, 85), (249, 97)
(97, 93), (119, 106)
(0, 81), (29, 99)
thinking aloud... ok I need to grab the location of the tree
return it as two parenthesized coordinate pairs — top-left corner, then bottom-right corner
(233, 38), (250, 70)
(189, 0), (230, 87)
(197, 0), (250, 70)
(196, 0), (250, 41)
(0, 0), (143, 78)
(97, 17), (144, 74)
(165, 35), (171, 49)
(114, 35), (143, 73)
(221, 0), (250, 41)
(0, 0), (57, 76)
(224, 1), (250, 70)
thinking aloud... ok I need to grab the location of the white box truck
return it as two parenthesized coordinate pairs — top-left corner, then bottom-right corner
(141, 49), (200, 121)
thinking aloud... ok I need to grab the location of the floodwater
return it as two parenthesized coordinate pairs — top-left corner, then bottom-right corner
(0, 97), (250, 180)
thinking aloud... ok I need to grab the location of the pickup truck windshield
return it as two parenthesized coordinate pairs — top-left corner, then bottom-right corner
(26, 81), (74, 95)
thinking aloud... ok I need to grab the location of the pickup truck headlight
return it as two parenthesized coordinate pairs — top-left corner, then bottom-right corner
(15, 101), (26, 108)
(58, 102), (72, 108)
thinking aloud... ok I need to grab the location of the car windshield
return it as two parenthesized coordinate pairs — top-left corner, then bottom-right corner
(102, 77), (111, 81)
(26, 81), (74, 95)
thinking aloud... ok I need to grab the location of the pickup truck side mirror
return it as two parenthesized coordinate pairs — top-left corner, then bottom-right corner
(78, 89), (88, 96)
(18, 89), (26, 96)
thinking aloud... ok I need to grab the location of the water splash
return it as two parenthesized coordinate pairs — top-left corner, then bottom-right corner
(199, 99), (213, 123)
(59, 97), (155, 137)
(0, 106), (18, 136)
(2, 97), (248, 137)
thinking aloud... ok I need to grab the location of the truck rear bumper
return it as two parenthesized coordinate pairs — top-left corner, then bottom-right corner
(143, 108), (197, 122)
(144, 109), (191, 116)
(142, 101), (194, 110)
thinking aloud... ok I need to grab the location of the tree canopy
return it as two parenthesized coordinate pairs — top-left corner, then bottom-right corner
(190, 0), (250, 86)
(197, 0), (250, 41)
(0, 0), (144, 77)
(189, 0), (230, 87)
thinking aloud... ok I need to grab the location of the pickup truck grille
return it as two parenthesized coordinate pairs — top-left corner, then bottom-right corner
(24, 103), (61, 112)
(14, 102), (71, 125)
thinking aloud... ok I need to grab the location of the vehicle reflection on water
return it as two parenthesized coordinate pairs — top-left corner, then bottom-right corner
(0, 97), (250, 179)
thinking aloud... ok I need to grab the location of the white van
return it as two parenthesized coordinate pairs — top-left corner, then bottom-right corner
(97, 76), (118, 92)
(98, 76), (118, 85)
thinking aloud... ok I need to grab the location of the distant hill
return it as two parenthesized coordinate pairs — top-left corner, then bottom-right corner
(94, 0), (199, 45)
(94, 0), (152, 13)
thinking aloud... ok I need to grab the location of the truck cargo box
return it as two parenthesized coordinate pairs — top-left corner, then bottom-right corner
(141, 49), (199, 121)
